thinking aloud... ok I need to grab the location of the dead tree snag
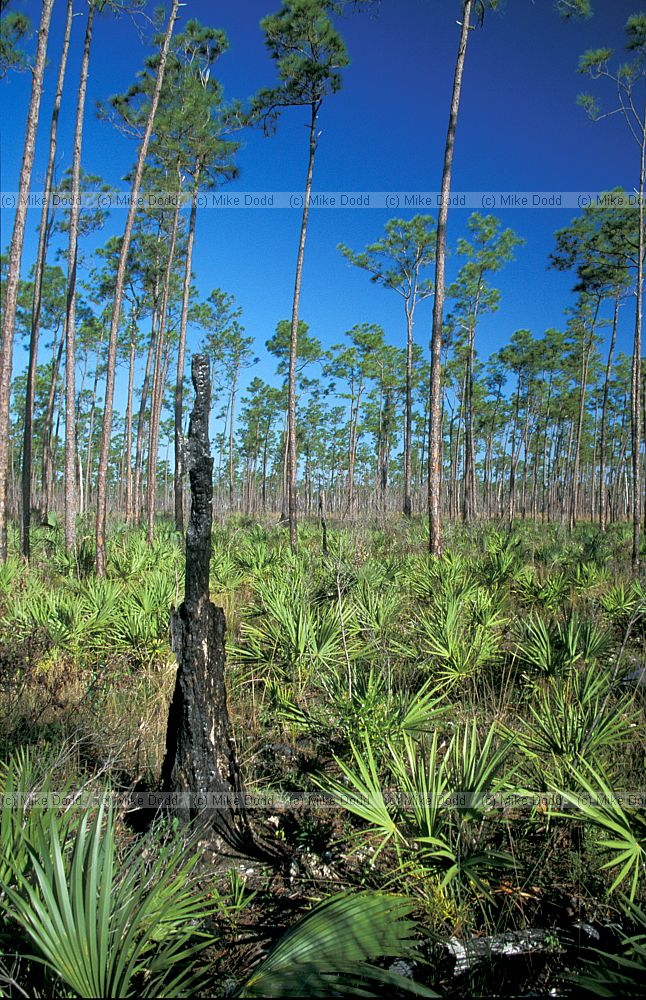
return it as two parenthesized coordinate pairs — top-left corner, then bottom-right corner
(161, 355), (247, 843)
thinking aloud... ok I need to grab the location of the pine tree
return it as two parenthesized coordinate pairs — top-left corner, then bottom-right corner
(339, 216), (436, 517)
(253, 0), (349, 552)
(0, 0), (54, 559)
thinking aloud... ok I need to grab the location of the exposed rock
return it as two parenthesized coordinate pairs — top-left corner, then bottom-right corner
(447, 929), (564, 977)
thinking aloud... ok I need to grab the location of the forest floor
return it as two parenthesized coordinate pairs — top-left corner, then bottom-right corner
(0, 514), (644, 997)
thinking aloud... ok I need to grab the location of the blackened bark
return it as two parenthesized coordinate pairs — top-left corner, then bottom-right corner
(162, 355), (247, 843)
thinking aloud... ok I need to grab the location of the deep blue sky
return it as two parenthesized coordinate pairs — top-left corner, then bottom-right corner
(1, 0), (643, 414)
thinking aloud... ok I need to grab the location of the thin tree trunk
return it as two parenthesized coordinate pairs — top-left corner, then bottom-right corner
(41, 329), (65, 518)
(562, 420), (575, 524)
(428, 0), (473, 556)
(147, 192), (181, 544)
(570, 299), (599, 530)
(508, 372), (522, 527)
(134, 296), (159, 527)
(76, 348), (89, 513)
(174, 166), (200, 535)
(531, 423), (540, 525)
(287, 100), (319, 553)
(590, 400), (598, 522)
(95, 0), (179, 575)
(631, 104), (645, 570)
(599, 290), (619, 531)
(22, 0), (73, 559)
(123, 305), (137, 525)
(261, 426), (269, 512)
(463, 276), (482, 524)
(229, 367), (238, 512)
(50, 386), (63, 513)
(0, 0), (55, 558)
(404, 304), (414, 518)
(520, 393), (532, 520)
(64, 0), (95, 555)
(83, 324), (104, 513)
(541, 372), (554, 523)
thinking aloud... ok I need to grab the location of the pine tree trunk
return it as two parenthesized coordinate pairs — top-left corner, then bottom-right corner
(96, 0), (179, 576)
(403, 305), (413, 518)
(463, 278), (482, 524)
(570, 301), (599, 530)
(83, 325), (104, 514)
(0, 0), (55, 558)
(147, 191), (181, 545)
(507, 372), (522, 527)
(541, 373), (553, 523)
(134, 301), (158, 527)
(229, 368), (238, 512)
(287, 100), (319, 553)
(41, 329), (65, 518)
(174, 168), (200, 535)
(631, 105), (645, 570)
(519, 394), (532, 520)
(428, 0), (473, 556)
(22, 0), (73, 559)
(64, 0), (95, 555)
(599, 290), (619, 531)
(124, 306), (137, 525)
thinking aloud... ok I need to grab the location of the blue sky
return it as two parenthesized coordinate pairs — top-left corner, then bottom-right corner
(1, 0), (643, 418)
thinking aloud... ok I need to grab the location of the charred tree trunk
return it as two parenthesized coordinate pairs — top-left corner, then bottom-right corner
(162, 355), (247, 844)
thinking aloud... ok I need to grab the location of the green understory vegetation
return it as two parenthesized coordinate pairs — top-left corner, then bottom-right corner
(0, 515), (644, 997)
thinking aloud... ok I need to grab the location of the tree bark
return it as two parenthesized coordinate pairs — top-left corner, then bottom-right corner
(64, 0), (95, 556)
(161, 355), (247, 843)
(229, 366), (238, 512)
(287, 100), (319, 553)
(570, 298), (599, 530)
(174, 168), (200, 535)
(599, 290), (619, 531)
(507, 370), (522, 527)
(631, 104), (645, 570)
(95, 0), (179, 576)
(463, 274), (482, 524)
(428, 0), (473, 556)
(83, 323), (104, 514)
(319, 487), (328, 556)
(404, 305), (414, 518)
(123, 304), (137, 524)
(0, 0), (55, 559)
(22, 0), (73, 560)
(147, 190), (181, 544)
(134, 288), (159, 526)
(41, 328), (65, 518)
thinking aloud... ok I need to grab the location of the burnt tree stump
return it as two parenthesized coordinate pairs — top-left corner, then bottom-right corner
(161, 355), (247, 843)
